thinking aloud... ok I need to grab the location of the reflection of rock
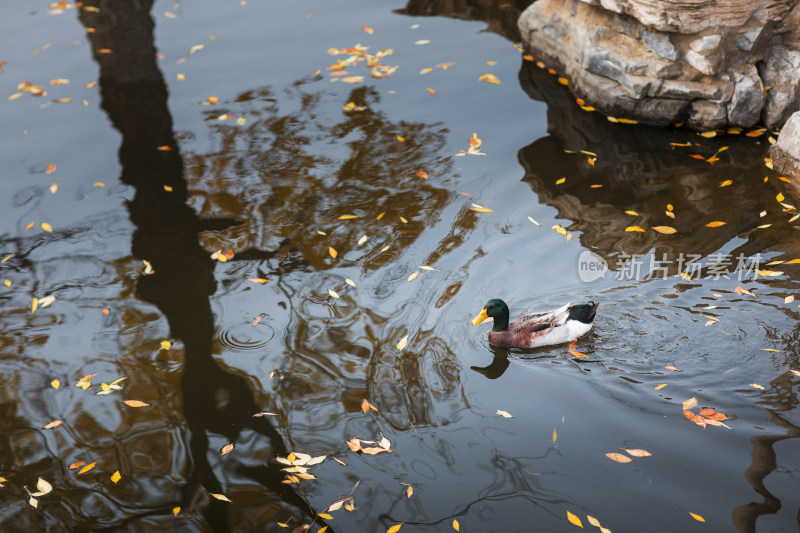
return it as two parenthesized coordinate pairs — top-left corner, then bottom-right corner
(518, 0), (800, 130)
(518, 63), (792, 272)
(769, 111), (800, 193)
(396, 0), (531, 41)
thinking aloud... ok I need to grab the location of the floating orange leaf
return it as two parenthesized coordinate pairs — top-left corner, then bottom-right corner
(689, 512), (705, 522)
(625, 226), (646, 232)
(651, 226), (676, 234)
(478, 73), (501, 85)
(699, 407), (728, 421)
(361, 25), (374, 34)
(69, 461), (87, 470)
(328, 247), (337, 259)
(46, 163), (56, 174)
(426, 88), (436, 96)
(123, 400), (149, 407)
(220, 443), (235, 456)
(705, 221), (726, 227)
(79, 462), (96, 474)
(415, 171), (429, 179)
(605, 452), (632, 463)
(665, 365), (679, 371)
(750, 383), (765, 390)
(683, 410), (706, 428)
(43, 420), (63, 430)
(682, 397), (698, 410)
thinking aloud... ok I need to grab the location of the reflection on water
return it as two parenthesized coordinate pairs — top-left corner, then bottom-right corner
(0, 0), (799, 532)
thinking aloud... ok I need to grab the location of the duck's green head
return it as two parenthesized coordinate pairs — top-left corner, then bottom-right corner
(471, 298), (510, 331)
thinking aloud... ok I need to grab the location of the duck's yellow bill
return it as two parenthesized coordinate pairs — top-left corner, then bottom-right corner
(471, 308), (489, 325)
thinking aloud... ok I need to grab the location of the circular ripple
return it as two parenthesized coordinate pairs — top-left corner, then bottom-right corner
(214, 321), (275, 353)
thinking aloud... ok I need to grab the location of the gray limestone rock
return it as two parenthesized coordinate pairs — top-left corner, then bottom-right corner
(728, 65), (765, 126)
(759, 46), (800, 129)
(769, 111), (800, 194)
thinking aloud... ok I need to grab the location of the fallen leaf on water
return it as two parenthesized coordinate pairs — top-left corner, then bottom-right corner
(689, 512), (705, 522)
(699, 131), (717, 138)
(78, 462), (96, 474)
(471, 202), (493, 213)
(41, 223), (53, 233)
(698, 407), (728, 421)
(124, 400), (149, 407)
(160, 340), (171, 350)
(496, 409), (513, 418)
(528, 216), (541, 225)
(43, 420), (63, 429)
(407, 271), (418, 282)
(655, 383), (667, 390)
(555, 177), (566, 185)
(622, 448), (652, 457)
(567, 510), (584, 527)
(684, 410), (707, 428)
(51, 379), (60, 389)
(706, 221), (726, 227)
(453, 519), (460, 531)
(757, 269), (783, 277)
(750, 383), (765, 390)
(318, 513), (333, 520)
(247, 278), (270, 284)
(46, 163), (56, 174)
(338, 215), (358, 220)
(220, 443), (234, 456)
(69, 461), (87, 470)
(552, 428), (557, 443)
(478, 73), (501, 84)
(173, 506), (180, 516)
(345, 278), (356, 287)
(328, 247), (337, 259)
(415, 171), (429, 179)
(776, 192), (785, 202)
(406, 485), (413, 498)
(651, 226), (676, 234)
(785, 295), (794, 304)
(625, 226), (646, 232)
(361, 24), (373, 34)
(426, 88), (436, 96)
(49, 182), (58, 194)
(328, 289), (340, 299)
(210, 493), (231, 502)
(683, 397), (698, 410)
(420, 265), (437, 271)
(605, 452), (632, 463)
(665, 365), (679, 371)
(587, 516), (601, 527)
(111, 471), (121, 484)
(387, 525), (402, 533)
(397, 334), (408, 351)
(624, 210), (639, 216)
(735, 286), (757, 298)
(720, 179), (733, 187)
(31, 477), (52, 497)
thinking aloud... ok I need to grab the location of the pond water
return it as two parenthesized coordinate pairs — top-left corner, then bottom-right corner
(1, 0), (800, 531)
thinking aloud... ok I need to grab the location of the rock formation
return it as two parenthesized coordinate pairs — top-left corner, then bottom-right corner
(518, 0), (800, 130)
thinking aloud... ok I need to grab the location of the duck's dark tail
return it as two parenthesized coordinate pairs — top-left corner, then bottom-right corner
(568, 301), (599, 324)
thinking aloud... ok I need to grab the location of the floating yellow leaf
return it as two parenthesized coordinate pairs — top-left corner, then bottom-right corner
(471, 203), (493, 213)
(419, 67), (433, 75)
(396, 136), (404, 142)
(43, 420), (63, 430)
(79, 462), (96, 474)
(655, 383), (667, 390)
(682, 397), (698, 410)
(247, 278), (270, 284)
(555, 177), (566, 185)
(345, 278), (356, 287)
(406, 485), (413, 498)
(35, 478), (53, 495)
(338, 215), (358, 220)
(173, 507), (180, 516)
(478, 73), (501, 84)
(452, 519), (460, 530)
(318, 513), (333, 520)
(558, 77), (569, 85)
(220, 443), (234, 456)
(51, 379), (60, 389)
(41, 223), (53, 232)
(776, 192), (785, 202)
(328, 289), (340, 299)
(587, 516), (601, 527)
(328, 247), (337, 259)
(407, 271), (418, 282)
(111, 471), (121, 484)
(651, 226), (676, 234)
(160, 340), (171, 350)
(680, 272), (692, 281)
(567, 511), (583, 528)
(757, 270), (783, 277)
(210, 493), (231, 502)
(625, 226), (646, 232)
(689, 512), (705, 522)
(705, 221), (726, 227)
(699, 131), (717, 138)
(387, 525), (403, 533)
(622, 448), (652, 457)
(341, 76), (364, 83)
(426, 88), (436, 96)
(624, 210), (638, 216)
(32, 297), (39, 314)
(720, 179), (733, 187)
(397, 334), (408, 351)
(552, 428), (557, 443)
(123, 400), (149, 407)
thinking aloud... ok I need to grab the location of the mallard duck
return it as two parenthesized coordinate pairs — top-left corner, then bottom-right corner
(471, 299), (598, 349)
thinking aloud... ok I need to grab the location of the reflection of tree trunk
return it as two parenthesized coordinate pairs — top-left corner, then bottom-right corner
(77, 2), (329, 530)
(731, 411), (800, 532)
